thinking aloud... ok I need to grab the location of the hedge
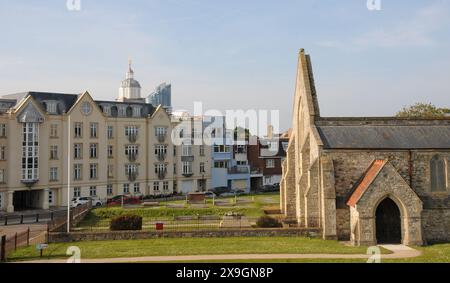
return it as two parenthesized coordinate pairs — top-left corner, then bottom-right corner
(110, 215), (143, 231)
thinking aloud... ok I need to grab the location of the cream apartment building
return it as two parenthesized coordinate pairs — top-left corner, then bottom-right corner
(0, 64), (211, 212)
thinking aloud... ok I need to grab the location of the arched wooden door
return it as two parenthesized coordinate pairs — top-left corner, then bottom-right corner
(376, 198), (402, 244)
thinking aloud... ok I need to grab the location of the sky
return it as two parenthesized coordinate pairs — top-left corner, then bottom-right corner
(0, 0), (449, 132)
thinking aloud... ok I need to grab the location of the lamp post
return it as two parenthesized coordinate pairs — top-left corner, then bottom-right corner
(67, 114), (71, 233)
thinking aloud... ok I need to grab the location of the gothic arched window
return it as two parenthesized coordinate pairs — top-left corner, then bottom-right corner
(430, 155), (447, 192)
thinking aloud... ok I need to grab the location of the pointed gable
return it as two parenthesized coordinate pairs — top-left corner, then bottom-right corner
(16, 97), (45, 123)
(347, 159), (387, 207)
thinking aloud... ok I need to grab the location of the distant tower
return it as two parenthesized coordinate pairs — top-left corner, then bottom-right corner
(118, 59), (144, 103)
(146, 82), (172, 113)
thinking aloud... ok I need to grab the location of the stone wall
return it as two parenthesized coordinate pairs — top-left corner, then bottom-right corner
(422, 209), (450, 243)
(48, 228), (322, 243)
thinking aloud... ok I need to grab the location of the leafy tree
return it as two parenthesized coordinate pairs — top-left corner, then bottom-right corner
(396, 103), (450, 118)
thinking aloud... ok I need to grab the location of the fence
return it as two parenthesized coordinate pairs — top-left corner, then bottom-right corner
(0, 210), (66, 226)
(0, 202), (93, 261)
(0, 225), (48, 262)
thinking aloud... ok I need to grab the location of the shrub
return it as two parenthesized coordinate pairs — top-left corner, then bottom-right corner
(256, 216), (282, 228)
(110, 215), (142, 231)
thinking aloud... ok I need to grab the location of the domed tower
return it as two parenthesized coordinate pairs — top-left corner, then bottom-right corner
(117, 59), (144, 102)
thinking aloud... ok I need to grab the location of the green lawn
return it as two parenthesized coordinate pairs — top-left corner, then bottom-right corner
(8, 237), (369, 262)
(77, 193), (280, 229)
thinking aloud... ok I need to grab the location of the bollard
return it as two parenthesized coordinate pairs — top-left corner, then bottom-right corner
(27, 227), (30, 246)
(4, 216), (7, 226)
(36, 213), (39, 223)
(20, 215), (24, 224)
(14, 232), (17, 251)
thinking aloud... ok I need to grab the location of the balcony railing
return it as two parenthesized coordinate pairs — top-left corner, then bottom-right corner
(126, 172), (137, 182)
(127, 133), (138, 143)
(127, 153), (138, 162)
(157, 152), (166, 161)
(157, 169), (167, 180)
(157, 134), (166, 143)
(182, 172), (193, 177)
(228, 166), (249, 174)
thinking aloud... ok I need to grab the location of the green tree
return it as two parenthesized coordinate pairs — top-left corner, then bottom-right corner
(396, 103), (450, 118)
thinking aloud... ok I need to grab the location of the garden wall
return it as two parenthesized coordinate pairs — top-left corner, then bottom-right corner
(48, 228), (321, 243)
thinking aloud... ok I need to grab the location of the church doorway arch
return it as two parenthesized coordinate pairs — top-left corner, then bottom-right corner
(375, 198), (402, 244)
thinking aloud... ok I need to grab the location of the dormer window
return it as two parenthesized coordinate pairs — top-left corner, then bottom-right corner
(132, 107), (141, 117)
(103, 105), (111, 116)
(46, 101), (57, 114)
(118, 105), (127, 117)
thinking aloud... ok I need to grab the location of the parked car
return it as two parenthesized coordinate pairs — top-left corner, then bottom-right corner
(258, 185), (279, 192)
(203, 191), (217, 198)
(209, 186), (231, 196)
(107, 195), (141, 206)
(71, 197), (103, 207)
(220, 189), (246, 197)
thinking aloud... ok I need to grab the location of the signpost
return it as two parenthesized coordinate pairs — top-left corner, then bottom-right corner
(36, 243), (49, 257)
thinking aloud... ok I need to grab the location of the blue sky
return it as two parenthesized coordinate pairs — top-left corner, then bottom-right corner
(1, 0), (449, 131)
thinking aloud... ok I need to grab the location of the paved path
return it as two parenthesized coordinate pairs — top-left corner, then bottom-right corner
(16, 245), (421, 263)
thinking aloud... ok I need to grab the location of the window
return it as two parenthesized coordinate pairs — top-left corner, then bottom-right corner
(0, 124), (6, 137)
(118, 105), (127, 117)
(214, 145), (230, 153)
(182, 161), (192, 175)
(108, 164), (114, 178)
(173, 146), (176, 156)
(46, 102), (57, 114)
(90, 123), (98, 138)
(0, 193), (2, 208)
(81, 102), (91, 115)
(125, 145), (139, 156)
(163, 181), (169, 191)
(89, 143), (98, 159)
(153, 181), (159, 191)
(0, 169), (5, 183)
(21, 123), (39, 181)
(50, 145), (58, 160)
(173, 181), (177, 192)
(155, 145), (167, 159)
(73, 187), (81, 197)
(200, 162), (205, 173)
(173, 163), (177, 174)
(89, 164), (98, 179)
(237, 161), (247, 166)
(182, 144), (192, 156)
(108, 145), (113, 158)
(133, 183), (140, 193)
(125, 126), (138, 137)
(48, 190), (53, 204)
(74, 122), (83, 138)
(50, 124), (58, 138)
(107, 126), (113, 139)
(103, 105), (111, 116)
(74, 144), (82, 159)
(123, 183), (130, 194)
(74, 164), (82, 180)
(49, 167), (58, 181)
(125, 164), (138, 176)
(199, 145), (205, 156)
(236, 145), (246, 154)
(0, 146), (6, 160)
(214, 161), (228, 168)
(431, 155), (447, 192)
(132, 107), (141, 117)
(154, 163), (167, 174)
(107, 184), (113, 196)
(155, 127), (167, 137)
(266, 159), (275, 168)
(89, 186), (97, 197)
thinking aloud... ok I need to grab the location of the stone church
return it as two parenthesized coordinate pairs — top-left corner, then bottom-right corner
(280, 49), (450, 246)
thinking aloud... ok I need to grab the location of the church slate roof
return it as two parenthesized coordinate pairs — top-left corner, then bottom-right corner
(317, 125), (450, 149)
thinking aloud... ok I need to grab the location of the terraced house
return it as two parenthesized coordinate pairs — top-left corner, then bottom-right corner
(0, 64), (211, 212)
(280, 49), (450, 246)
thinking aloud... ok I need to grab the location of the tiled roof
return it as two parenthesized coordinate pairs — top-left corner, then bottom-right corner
(347, 159), (387, 207)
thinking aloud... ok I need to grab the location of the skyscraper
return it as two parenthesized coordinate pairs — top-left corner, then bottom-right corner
(146, 82), (172, 113)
